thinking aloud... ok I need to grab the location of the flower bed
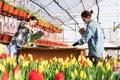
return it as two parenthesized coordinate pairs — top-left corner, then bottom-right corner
(0, 54), (119, 80)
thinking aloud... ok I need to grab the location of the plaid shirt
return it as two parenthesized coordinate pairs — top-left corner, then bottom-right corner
(10, 21), (32, 47)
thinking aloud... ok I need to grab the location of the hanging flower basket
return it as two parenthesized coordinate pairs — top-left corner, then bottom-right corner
(44, 28), (54, 33)
(18, 10), (23, 17)
(52, 27), (57, 32)
(0, 1), (3, 14)
(2, 3), (9, 16)
(1, 34), (10, 42)
(7, 6), (14, 17)
(26, 13), (30, 19)
(22, 11), (27, 20)
(13, 9), (19, 17)
(8, 6), (14, 14)
(0, 1), (3, 8)
(17, 10), (24, 20)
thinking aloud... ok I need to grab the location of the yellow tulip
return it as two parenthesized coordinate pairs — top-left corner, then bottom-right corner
(0, 64), (2, 71)
(50, 59), (53, 64)
(65, 57), (69, 63)
(22, 61), (25, 67)
(78, 56), (81, 62)
(70, 71), (74, 78)
(112, 57), (117, 65)
(83, 72), (86, 79)
(1, 66), (5, 72)
(64, 63), (68, 68)
(74, 69), (78, 76)
(38, 65), (44, 73)
(18, 55), (24, 63)
(3, 60), (6, 66)
(44, 60), (48, 66)
(6, 57), (11, 64)
(106, 62), (111, 71)
(86, 59), (93, 67)
(58, 58), (63, 63)
(28, 54), (31, 57)
(61, 65), (64, 71)
(80, 70), (84, 78)
(29, 55), (33, 61)
(13, 62), (17, 67)
(36, 59), (38, 63)
(53, 57), (57, 62)
(97, 61), (103, 67)
(55, 69), (59, 74)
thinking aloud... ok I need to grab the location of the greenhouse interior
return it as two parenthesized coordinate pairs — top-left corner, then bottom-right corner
(0, 0), (120, 80)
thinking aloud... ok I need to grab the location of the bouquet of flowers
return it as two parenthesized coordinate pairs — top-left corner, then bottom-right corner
(29, 30), (44, 43)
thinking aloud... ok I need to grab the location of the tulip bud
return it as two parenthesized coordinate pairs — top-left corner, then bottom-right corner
(97, 61), (103, 67)
(111, 57), (117, 65)
(55, 72), (64, 80)
(106, 63), (111, 71)
(80, 70), (84, 78)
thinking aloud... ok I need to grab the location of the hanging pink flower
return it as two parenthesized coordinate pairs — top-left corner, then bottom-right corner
(28, 70), (43, 80)
(55, 72), (64, 80)
(2, 70), (9, 80)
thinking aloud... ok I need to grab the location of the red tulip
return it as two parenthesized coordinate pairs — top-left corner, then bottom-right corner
(2, 70), (9, 80)
(55, 72), (64, 80)
(28, 70), (43, 80)
(13, 65), (20, 75)
(0, 53), (10, 59)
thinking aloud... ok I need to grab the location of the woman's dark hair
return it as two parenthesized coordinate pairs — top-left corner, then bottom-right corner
(26, 16), (37, 22)
(81, 10), (93, 18)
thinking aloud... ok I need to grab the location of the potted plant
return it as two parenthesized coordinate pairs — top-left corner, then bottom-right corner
(13, 6), (19, 18)
(24, 9), (31, 20)
(2, 0), (10, 16)
(55, 26), (63, 33)
(7, 4), (14, 17)
(13, 6), (24, 19)
(0, 1), (3, 14)
(1, 32), (10, 42)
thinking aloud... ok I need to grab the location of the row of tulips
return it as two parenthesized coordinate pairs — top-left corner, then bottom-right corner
(0, 54), (119, 80)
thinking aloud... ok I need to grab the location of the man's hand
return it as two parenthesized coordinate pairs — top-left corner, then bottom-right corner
(72, 42), (79, 46)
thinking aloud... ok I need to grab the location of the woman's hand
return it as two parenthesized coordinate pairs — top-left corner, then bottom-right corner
(72, 42), (79, 46)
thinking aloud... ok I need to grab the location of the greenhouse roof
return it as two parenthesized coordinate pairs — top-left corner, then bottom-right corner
(8, 0), (102, 28)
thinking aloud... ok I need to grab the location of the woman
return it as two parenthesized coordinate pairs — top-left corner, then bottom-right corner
(73, 10), (105, 65)
(10, 16), (37, 64)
